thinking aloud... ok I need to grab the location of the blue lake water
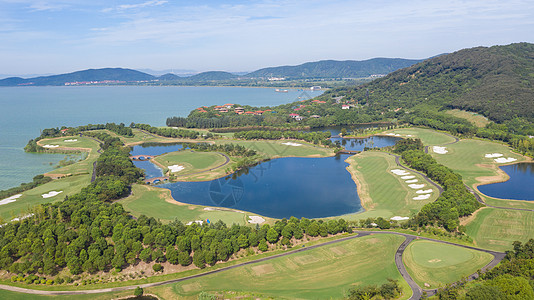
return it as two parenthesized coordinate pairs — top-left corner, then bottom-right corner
(331, 135), (401, 151)
(161, 156), (362, 219)
(130, 143), (183, 156)
(0, 86), (320, 190)
(478, 163), (534, 201)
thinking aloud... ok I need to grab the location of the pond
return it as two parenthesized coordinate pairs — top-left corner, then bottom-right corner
(160, 155), (362, 219)
(478, 163), (534, 201)
(331, 135), (401, 151)
(130, 143), (183, 156)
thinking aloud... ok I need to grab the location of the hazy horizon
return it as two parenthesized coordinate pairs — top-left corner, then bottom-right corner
(1, 0), (533, 75)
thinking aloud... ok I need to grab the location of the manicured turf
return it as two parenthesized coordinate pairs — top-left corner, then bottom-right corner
(385, 127), (456, 146)
(344, 152), (437, 221)
(39, 136), (101, 176)
(119, 184), (255, 225)
(430, 139), (525, 187)
(216, 139), (334, 158)
(147, 234), (411, 300)
(445, 109), (490, 127)
(465, 207), (534, 252)
(0, 174), (91, 221)
(154, 151), (226, 174)
(403, 240), (493, 289)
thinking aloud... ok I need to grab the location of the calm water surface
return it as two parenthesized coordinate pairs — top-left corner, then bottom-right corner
(478, 163), (534, 201)
(0, 86), (319, 190)
(161, 156), (362, 219)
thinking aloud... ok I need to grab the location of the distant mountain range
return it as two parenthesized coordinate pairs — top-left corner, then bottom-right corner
(0, 57), (425, 86)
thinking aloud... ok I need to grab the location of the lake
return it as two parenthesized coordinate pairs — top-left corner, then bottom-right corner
(478, 163), (534, 201)
(0, 86), (320, 190)
(161, 155), (362, 219)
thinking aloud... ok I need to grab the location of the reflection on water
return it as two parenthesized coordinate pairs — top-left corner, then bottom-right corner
(478, 163), (534, 201)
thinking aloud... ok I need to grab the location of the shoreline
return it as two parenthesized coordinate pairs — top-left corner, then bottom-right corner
(473, 161), (534, 202)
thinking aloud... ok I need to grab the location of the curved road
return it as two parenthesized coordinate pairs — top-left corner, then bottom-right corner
(0, 231), (505, 299)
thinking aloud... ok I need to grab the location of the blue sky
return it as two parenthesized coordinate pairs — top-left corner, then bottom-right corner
(1, 0), (533, 75)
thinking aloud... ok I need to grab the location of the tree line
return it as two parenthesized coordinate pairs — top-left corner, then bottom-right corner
(233, 130), (335, 147)
(183, 142), (257, 157)
(1, 131), (351, 286)
(133, 123), (201, 139)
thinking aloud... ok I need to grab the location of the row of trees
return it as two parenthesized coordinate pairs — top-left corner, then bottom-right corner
(183, 143), (256, 157)
(133, 123), (201, 139)
(1, 131), (351, 281)
(233, 130), (336, 147)
(400, 149), (481, 231)
(346, 279), (402, 300)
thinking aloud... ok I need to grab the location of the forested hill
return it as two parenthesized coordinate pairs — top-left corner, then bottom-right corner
(0, 68), (156, 86)
(331, 43), (534, 123)
(245, 58), (424, 79)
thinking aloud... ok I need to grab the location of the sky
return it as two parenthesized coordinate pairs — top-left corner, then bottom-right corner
(1, 0), (533, 76)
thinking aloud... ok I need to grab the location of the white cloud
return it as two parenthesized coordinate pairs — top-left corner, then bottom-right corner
(103, 0), (168, 13)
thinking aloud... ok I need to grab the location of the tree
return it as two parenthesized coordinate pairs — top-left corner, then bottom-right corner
(178, 252), (192, 266)
(193, 250), (205, 269)
(134, 286), (144, 297)
(258, 239), (268, 252)
(152, 263), (163, 272)
(237, 234), (249, 248)
(266, 228), (279, 244)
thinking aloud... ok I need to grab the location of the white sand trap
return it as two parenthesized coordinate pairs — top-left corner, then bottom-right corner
(405, 179), (418, 183)
(64, 139), (78, 142)
(281, 142), (302, 146)
(12, 213), (34, 222)
(416, 189), (433, 194)
(0, 194), (22, 206)
(248, 216), (266, 224)
(391, 216), (410, 221)
(433, 146), (448, 154)
(494, 157), (517, 163)
(409, 184), (425, 189)
(401, 175), (415, 179)
(42, 145), (59, 148)
(391, 169), (410, 176)
(485, 153), (503, 158)
(386, 133), (402, 137)
(413, 194), (431, 200)
(168, 165), (185, 172)
(406, 135), (413, 137)
(42, 191), (63, 198)
(186, 220), (203, 226)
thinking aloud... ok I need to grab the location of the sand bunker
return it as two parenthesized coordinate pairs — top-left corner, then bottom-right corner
(12, 213), (34, 222)
(416, 189), (433, 194)
(168, 165), (185, 172)
(405, 179), (418, 183)
(386, 133), (402, 137)
(494, 157), (517, 163)
(401, 175), (415, 179)
(391, 169), (410, 176)
(485, 153), (503, 158)
(413, 194), (431, 200)
(0, 194), (22, 206)
(433, 146), (448, 154)
(281, 142), (302, 147)
(248, 216), (265, 224)
(391, 216), (410, 221)
(42, 145), (59, 148)
(186, 220), (203, 226)
(42, 191), (63, 198)
(408, 184), (425, 189)
(64, 139), (78, 142)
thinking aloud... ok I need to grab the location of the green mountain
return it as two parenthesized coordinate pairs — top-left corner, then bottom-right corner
(330, 43), (534, 123)
(244, 58), (424, 79)
(187, 71), (237, 81)
(0, 68), (156, 86)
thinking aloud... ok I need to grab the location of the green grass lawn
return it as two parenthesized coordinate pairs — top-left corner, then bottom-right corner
(384, 127), (456, 146)
(343, 152), (438, 221)
(403, 240), (493, 289)
(466, 207), (534, 252)
(154, 151), (226, 174)
(445, 109), (490, 128)
(430, 139), (526, 188)
(147, 234), (411, 300)
(0, 174), (91, 221)
(38, 136), (100, 176)
(119, 184), (257, 225)
(216, 139), (334, 158)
